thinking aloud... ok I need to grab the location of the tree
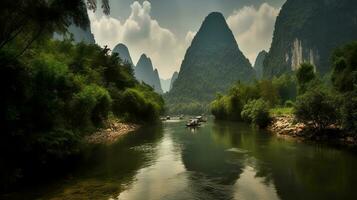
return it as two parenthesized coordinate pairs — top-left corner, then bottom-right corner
(294, 86), (338, 131)
(331, 41), (357, 132)
(241, 99), (271, 128)
(296, 63), (316, 94)
(0, 0), (110, 56)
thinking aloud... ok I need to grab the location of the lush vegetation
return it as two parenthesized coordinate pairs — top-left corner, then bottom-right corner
(0, 0), (164, 190)
(241, 99), (271, 128)
(210, 75), (297, 125)
(212, 41), (357, 134)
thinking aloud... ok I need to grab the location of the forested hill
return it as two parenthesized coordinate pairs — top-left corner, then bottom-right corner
(165, 12), (255, 114)
(264, 0), (357, 78)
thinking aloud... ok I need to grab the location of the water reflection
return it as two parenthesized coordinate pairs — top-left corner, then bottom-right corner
(3, 120), (357, 200)
(43, 125), (164, 200)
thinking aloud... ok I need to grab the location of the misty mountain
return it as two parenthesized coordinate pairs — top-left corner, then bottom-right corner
(264, 0), (357, 78)
(169, 71), (179, 90)
(254, 50), (268, 79)
(112, 43), (133, 65)
(160, 78), (171, 93)
(135, 54), (163, 94)
(166, 12), (255, 110)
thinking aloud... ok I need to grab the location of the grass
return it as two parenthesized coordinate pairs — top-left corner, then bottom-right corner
(269, 107), (294, 116)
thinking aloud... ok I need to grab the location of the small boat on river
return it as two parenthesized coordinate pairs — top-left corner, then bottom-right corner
(186, 119), (200, 127)
(196, 116), (207, 123)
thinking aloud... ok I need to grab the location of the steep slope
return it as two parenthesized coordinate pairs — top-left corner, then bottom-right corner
(112, 43), (133, 65)
(264, 0), (357, 78)
(167, 12), (255, 107)
(135, 54), (163, 94)
(169, 71), (179, 90)
(254, 50), (268, 79)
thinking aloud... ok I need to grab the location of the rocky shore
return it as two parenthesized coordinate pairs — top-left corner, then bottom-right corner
(268, 115), (357, 146)
(86, 119), (140, 144)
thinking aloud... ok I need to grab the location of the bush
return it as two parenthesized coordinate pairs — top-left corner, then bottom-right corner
(241, 99), (271, 128)
(73, 84), (112, 128)
(284, 100), (295, 107)
(294, 86), (338, 131)
(117, 86), (164, 122)
(210, 94), (244, 121)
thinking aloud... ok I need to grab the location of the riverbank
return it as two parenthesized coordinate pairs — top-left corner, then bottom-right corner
(268, 115), (357, 147)
(86, 119), (140, 144)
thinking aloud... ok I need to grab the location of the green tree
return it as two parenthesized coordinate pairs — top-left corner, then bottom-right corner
(296, 63), (316, 94)
(331, 41), (357, 132)
(294, 86), (338, 131)
(241, 99), (271, 128)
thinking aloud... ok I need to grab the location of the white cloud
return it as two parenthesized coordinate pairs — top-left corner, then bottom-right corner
(227, 3), (280, 65)
(185, 31), (196, 46)
(89, 1), (189, 79)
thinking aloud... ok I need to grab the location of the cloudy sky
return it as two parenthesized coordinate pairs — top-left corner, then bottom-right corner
(88, 0), (286, 78)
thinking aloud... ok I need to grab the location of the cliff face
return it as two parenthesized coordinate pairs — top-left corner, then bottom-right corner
(264, 0), (357, 78)
(167, 12), (255, 104)
(135, 54), (163, 94)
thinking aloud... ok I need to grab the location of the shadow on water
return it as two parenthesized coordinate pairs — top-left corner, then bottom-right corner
(1, 124), (164, 200)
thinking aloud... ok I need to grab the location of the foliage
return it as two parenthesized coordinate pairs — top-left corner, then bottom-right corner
(0, 0), (90, 55)
(210, 77), (297, 121)
(0, 39), (164, 189)
(272, 74), (297, 103)
(331, 41), (357, 132)
(241, 99), (271, 128)
(115, 85), (164, 122)
(294, 85), (338, 131)
(296, 63), (316, 94)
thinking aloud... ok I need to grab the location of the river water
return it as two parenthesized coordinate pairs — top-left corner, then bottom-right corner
(4, 119), (357, 199)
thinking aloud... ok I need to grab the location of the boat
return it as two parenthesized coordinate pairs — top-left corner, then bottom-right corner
(195, 116), (207, 123)
(186, 119), (200, 127)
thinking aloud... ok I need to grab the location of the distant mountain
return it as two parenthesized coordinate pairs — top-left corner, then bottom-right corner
(169, 71), (179, 90)
(264, 0), (357, 78)
(254, 50), (268, 79)
(166, 12), (255, 110)
(112, 43), (133, 65)
(53, 1), (95, 44)
(135, 54), (163, 94)
(160, 78), (171, 93)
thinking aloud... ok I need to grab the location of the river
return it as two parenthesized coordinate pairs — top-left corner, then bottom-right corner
(4, 119), (357, 200)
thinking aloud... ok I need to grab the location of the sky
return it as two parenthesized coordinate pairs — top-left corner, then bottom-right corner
(88, 0), (286, 79)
